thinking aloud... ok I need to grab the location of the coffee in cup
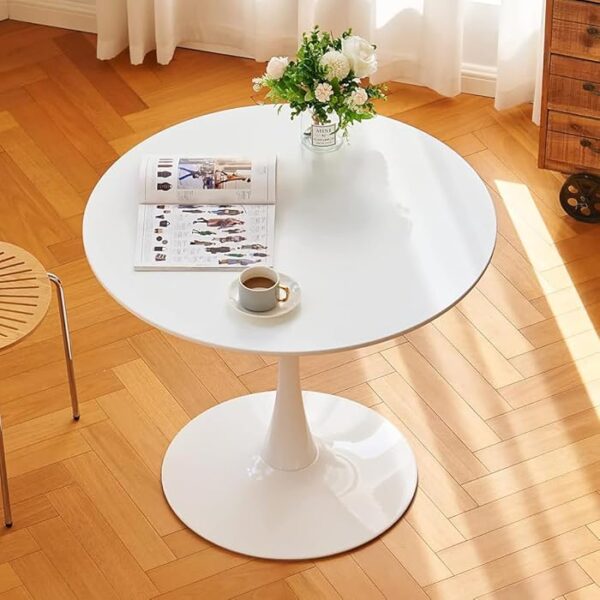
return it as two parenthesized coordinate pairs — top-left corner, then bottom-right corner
(238, 266), (289, 312)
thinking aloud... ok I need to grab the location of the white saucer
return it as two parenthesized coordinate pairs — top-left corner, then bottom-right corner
(228, 273), (301, 319)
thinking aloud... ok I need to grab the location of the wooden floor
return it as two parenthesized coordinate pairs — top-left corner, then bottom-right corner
(0, 19), (599, 600)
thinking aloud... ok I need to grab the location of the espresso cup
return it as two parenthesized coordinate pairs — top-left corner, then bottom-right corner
(238, 266), (289, 312)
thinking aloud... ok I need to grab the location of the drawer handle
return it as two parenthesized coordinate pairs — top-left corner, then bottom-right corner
(582, 82), (600, 96)
(580, 138), (600, 153)
(588, 26), (600, 37)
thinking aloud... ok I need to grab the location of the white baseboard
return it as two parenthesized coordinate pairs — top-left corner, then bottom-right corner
(8, 0), (95, 32)
(461, 62), (497, 98)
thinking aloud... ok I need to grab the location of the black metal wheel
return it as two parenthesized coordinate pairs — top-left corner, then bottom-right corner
(559, 173), (600, 223)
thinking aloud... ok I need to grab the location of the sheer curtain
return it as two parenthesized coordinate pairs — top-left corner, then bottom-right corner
(495, 0), (545, 120)
(96, 0), (544, 111)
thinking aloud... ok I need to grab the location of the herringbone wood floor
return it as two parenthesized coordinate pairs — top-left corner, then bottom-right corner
(0, 19), (599, 600)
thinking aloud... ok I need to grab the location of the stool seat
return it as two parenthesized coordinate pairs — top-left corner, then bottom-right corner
(0, 242), (51, 351)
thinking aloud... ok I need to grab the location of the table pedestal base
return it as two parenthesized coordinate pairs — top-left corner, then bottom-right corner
(161, 390), (418, 560)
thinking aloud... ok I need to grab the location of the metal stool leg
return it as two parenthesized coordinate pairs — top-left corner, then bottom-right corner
(0, 417), (12, 527)
(48, 273), (80, 421)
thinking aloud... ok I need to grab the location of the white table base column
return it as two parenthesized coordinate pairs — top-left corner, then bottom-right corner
(161, 355), (418, 560)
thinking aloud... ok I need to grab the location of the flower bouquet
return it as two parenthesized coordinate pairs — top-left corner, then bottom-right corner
(252, 27), (386, 152)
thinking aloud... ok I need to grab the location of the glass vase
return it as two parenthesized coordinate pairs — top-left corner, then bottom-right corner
(300, 111), (344, 153)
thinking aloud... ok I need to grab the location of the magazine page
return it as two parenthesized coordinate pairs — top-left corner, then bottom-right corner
(142, 156), (276, 205)
(134, 203), (276, 271)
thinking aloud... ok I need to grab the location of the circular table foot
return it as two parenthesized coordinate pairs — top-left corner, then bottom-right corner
(161, 392), (418, 560)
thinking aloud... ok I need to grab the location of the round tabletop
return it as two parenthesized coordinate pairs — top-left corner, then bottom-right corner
(83, 105), (496, 356)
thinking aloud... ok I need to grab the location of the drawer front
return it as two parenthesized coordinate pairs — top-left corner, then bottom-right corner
(546, 130), (600, 170)
(548, 110), (600, 138)
(554, 0), (600, 25)
(550, 54), (600, 84)
(552, 18), (600, 59)
(548, 74), (600, 116)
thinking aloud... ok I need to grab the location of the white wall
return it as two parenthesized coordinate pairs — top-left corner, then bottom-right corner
(0, 0), (8, 20)
(462, 0), (500, 96)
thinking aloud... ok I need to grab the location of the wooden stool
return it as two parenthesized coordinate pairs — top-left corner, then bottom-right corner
(0, 242), (80, 527)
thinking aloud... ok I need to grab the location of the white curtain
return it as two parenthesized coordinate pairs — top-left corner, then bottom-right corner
(96, 0), (544, 111)
(495, 0), (546, 120)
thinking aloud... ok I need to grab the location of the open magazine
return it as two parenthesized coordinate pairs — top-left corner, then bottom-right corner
(134, 156), (276, 271)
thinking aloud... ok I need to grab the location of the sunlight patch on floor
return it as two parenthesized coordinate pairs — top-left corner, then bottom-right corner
(495, 178), (599, 400)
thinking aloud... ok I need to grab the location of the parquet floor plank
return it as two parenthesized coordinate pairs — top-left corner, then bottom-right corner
(129, 330), (217, 417)
(25, 78), (118, 171)
(382, 343), (501, 450)
(80, 422), (181, 537)
(315, 554), (385, 599)
(487, 380), (600, 440)
(64, 452), (175, 570)
(566, 584), (600, 599)
(510, 330), (600, 378)
(425, 528), (600, 600)
(10, 550), (76, 600)
(112, 359), (190, 440)
(476, 264), (546, 329)
(0, 564), (20, 595)
(0, 23), (598, 599)
(155, 560), (312, 599)
(147, 547), (249, 594)
(370, 373), (489, 483)
(475, 124), (567, 217)
(434, 306), (525, 387)
(27, 517), (119, 600)
(285, 566), (341, 599)
(372, 404), (478, 517)
(395, 94), (497, 141)
(162, 529), (210, 559)
(351, 541), (428, 599)
(466, 149), (578, 244)
(0, 496), (56, 534)
(8, 98), (99, 196)
(96, 389), (169, 477)
(39, 54), (133, 141)
(477, 407), (600, 471)
(46, 484), (158, 600)
(439, 494), (600, 574)
(405, 322), (512, 419)
(499, 353), (600, 408)
(6, 432), (89, 478)
(54, 33), (147, 116)
(464, 433), (600, 505)
(0, 65), (45, 95)
(475, 561), (591, 600)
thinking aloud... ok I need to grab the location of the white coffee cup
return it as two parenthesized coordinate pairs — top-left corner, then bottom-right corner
(238, 266), (289, 312)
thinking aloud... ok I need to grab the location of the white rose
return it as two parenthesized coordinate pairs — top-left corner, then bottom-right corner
(349, 87), (368, 107)
(266, 56), (289, 80)
(341, 36), (377, 79)
(314, 82), (334, 103)
(320, 50), (350, 81)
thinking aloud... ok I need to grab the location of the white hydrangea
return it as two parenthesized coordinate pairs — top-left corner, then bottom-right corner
(349, 87), (368, 107)
(252, 77), (263, 92)
(266, 56), (289, 80)
(314, 82), (334, 103)
(320, 50), (351, 81)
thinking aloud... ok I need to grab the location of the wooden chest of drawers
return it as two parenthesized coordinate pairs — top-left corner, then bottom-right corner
(539, 0), (600, 176)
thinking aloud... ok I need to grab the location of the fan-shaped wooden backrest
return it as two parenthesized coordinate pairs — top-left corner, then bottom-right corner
(0, 242), (51, 350)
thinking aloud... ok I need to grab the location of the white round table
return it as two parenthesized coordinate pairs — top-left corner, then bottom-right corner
(83, 105), (496, 560)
